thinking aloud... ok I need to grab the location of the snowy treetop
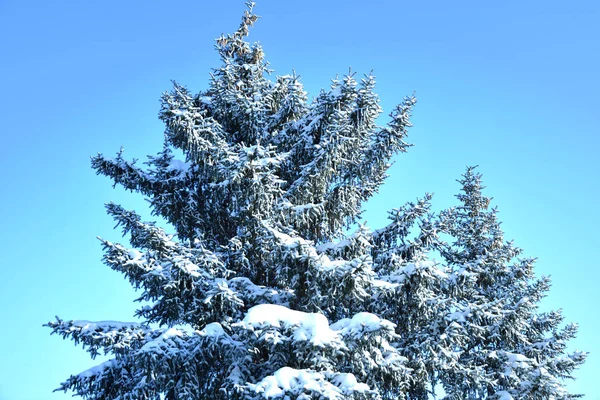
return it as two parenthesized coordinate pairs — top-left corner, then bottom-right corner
(48, 3), (586, 400)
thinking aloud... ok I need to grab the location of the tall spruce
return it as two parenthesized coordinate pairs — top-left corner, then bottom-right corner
(47, 4), (585, 399)
(434, 168), (587, 399)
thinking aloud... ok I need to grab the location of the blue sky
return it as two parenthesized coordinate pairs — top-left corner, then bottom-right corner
(0, 0), (598, 398)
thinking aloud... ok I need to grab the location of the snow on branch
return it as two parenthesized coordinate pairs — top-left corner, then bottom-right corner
(45, 318), (150, 359)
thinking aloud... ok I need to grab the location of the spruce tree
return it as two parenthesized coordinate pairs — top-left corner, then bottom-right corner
(47, 4), (585, 399)
(434, 167), (587, 399)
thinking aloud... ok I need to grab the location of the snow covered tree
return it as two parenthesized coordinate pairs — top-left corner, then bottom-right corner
(47, 4), (585, 399)
(432, 167), (587, 399)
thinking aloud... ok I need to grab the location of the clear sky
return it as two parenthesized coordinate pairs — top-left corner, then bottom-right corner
(0, 1), (598, 399)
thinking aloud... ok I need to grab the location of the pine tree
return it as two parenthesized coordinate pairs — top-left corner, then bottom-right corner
(47, 4), (585, 399)
(433, 167), (587, 399)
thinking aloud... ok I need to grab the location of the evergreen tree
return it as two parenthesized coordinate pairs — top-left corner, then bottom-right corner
(47, 4), (585, 399)
(433, 167), (587, 399)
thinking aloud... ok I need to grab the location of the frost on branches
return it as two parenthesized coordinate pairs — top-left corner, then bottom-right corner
(47, 3), (586, 399)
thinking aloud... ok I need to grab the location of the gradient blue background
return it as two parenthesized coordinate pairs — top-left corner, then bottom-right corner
(0, 1), (598, 398)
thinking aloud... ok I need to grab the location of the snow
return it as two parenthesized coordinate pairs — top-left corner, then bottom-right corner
(488, 351), (532, 379)
(289, 202), (324, 214)
(267, 225), (363, 274)
(239, 145), (285, 169)
(227, 277), (292, 305)
(316, 238), (351, 253)
(237, 305), (399, 356)
(77, 359), (117, 378)
(169, 256), (201, 277)
(505, 352), (529, 363)
(317, 257), (347, 272)
(248, 367), (370, 399)
(316, 226), (372, 254)
(70, 320), (141, 333)
(269, 228), (311, 250)
(397, 261), (447, 280)
(330, 373), (369, 392)
(446, 307), (472, 323)
(304, 115), (322, 132)
(127, 248), (142, 260)
(198, 322), (226, 338)
(330, 312), (396, 337)
(252, 157), (280, 167)
(140, 327), (187, 353)
(495, 391), (514, 400)
(371, 278), (399, 290)
(237, 304), (338, 347)
(126, 248), (202, 278)
(167, 159), (191, 174)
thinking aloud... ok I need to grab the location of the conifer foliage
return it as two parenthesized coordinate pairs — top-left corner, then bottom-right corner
(47, 4), (585, 399)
